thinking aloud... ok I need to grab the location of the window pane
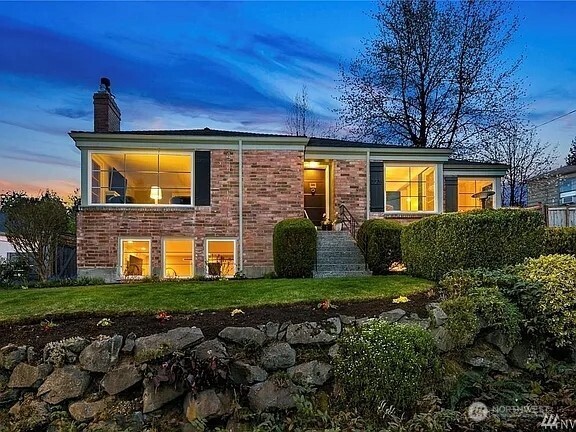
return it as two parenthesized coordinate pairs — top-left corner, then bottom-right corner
(458, 179), (493, 211)
(121, 240), (150, 277)
(159, 154), (191, 173)
(207, 240), (236, 277)
(124, 154), (158, 172)
(164, 239), (193, 278)
(385, 165), (435, 212)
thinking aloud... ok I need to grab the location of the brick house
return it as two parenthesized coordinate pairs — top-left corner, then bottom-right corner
(71, 79), (508, 281)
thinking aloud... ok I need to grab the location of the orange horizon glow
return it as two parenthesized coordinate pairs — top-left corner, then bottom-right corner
(0, 179), (78, 201)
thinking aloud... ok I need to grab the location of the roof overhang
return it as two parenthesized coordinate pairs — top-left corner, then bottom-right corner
(305, 146), (453, 162)
(443, 162), (509, 177)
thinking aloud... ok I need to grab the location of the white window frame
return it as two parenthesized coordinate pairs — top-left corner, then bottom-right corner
(161, 237), (194, 279)
(204, 238), (237, 278)
(118, 237), (152, 279)
(87, 150), (195, 207)
(383, 163), (441, 214)
(456, 177), (496, 212)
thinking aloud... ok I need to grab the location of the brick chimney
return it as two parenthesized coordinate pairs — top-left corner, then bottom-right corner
(93, 77), (121, 132)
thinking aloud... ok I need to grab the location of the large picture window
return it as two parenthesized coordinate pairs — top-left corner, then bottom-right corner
(91, 152), (192, 205)
(120, 239), (151, 278)
(205, 239), (236, 278)
(163, 239), (194, 278)
(458, 178), (494, 211)
(384, 165), (436, 212)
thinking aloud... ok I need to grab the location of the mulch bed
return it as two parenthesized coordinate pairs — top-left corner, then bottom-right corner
(0, 291), (436, 350)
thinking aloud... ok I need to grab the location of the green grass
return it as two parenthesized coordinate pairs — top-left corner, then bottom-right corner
(0, 275), (433, 323)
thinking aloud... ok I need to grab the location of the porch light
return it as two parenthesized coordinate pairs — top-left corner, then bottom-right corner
(472, 190), (495, 209)
(150, 186), (163, 204)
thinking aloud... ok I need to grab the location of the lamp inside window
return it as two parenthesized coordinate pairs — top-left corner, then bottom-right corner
(150, 186), (163, 204)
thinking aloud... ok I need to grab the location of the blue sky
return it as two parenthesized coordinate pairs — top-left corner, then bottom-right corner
(0, 1), (575, 196)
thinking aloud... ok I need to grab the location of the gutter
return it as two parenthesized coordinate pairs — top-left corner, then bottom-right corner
(238, 139), (243, 272)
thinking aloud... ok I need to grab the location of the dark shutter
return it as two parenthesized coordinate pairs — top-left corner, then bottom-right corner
(445, 176), (458, 212)
(194, 151), (211, 206)
(370, 161), (384, 212)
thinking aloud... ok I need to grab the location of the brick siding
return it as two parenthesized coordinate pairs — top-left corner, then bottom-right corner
(334, 160), (367, 223)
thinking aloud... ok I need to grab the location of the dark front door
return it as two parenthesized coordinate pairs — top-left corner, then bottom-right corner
(304, 168), (326, 226)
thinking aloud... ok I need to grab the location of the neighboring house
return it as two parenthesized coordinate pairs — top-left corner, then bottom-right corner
(0, 212), (16, 260)
(527, 165), (576, 207)
(70, 79), (508, 282)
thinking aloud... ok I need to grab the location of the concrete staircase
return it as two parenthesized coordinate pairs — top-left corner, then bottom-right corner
(313, 230), (372, 278)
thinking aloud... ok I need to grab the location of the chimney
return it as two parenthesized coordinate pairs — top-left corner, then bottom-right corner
(93, 77), (121, 132)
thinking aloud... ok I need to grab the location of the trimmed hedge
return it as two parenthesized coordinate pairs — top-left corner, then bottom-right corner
(357, 219), (402, 275)
(401, 209), (545, 280)
(545, 227), (576, 255)
(273, 218), (317, 278)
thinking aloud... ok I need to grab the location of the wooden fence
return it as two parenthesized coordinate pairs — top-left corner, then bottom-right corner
(544, 205), (576, 227)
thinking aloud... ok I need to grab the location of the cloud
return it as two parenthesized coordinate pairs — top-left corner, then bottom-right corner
(0, 148), (78, 169)
(48, 108), (91, 120)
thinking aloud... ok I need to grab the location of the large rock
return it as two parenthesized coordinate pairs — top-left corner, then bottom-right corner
(0, 388), (22, 407)
(218, 327), (266, 347)
(69, 399), (108, 422)
(430, 326), (456, 352)
(229, 361), (268, 385)
(37, 366), (91, 404)
(142, 379), (185, 413)
(101, 363), (142, 395)
(508, 339), (540, 370)
(8, 396), (49, 430)
(248, 378), (298, 411)
(260, 343), (296, 371)
(379, 308), (406, 323)
(79, 335), (123, 372)
(8, 363), (52, 388)
(485, 331), (515, 355)
(183, 389), (234, 422)
(463, 342), (509, 373)
(428, 304), (448, 327)
(285, 322), (337, 345)
(287, 361), (332, 387)
(134, 327), (204, 363)
(193, 339), (228, 362)
(0, 344), (27, 370)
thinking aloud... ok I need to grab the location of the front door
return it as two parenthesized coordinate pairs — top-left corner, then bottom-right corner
(304, 168), (326, 226)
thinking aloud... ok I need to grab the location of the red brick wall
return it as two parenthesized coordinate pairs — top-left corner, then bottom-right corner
(334, 160), (367, 223)
(77, 149), (304, 278)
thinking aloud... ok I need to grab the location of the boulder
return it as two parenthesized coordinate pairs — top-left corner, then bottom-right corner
(8, 396), (49, 429)
(193, 339), (228, 362)
(37, 366), (91, 404)
(430, 326), (456, 352)
(229, 361), (267, 385)
(260, 343), (296, 371)
(79, 335), (123, 372)
(264, 322), (280, 339)
(183, 389), (234, 422)
(287, 361), (332, 387)
(326, 317), (342, 335)
(485, 331), (515, 355)
(218, 327), (266, 347)
(285, 322), (337, 345)
(328, 344), (340, 360)
(142, 379), (185, 413)
(0, 344), (27, 370)
(508, 340), (539, 370)
(101, 363), (142, 395)
(277, 322), (291, 341)
(379, 308), (406, 323)
(429, 305), (449, 327)
(355, 317), (376, 327)
(338, 315), (356, 326)
(463, 342), (509, 373)
(8, 363), (52, 388)
(248, 378), (298, 411)
(122, 332), (137, 353)
(69, 399), (107, 422)
(134, 327), (204, 363)
(0, 388), (22, 407)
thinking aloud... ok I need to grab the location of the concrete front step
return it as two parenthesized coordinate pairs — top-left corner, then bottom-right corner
(313, 270), (372, 278)
(317, 256), (365, 265)
(315, 263), (367, 272)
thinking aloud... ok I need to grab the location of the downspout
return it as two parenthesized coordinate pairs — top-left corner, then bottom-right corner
(238, 139), (244, 272)
(366, 150), (370, 220)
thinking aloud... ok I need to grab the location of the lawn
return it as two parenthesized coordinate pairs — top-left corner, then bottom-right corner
(0, 275), (433, 323)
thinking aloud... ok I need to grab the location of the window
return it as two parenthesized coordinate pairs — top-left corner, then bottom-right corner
(163, 239), (194, 278)
(559, 177), (576, 194)
(205, 239), (236, 278)
(91, 152), (192, 205)
(384, 165), (436, 212)
(458, 179), (494, 211)
(120, 239), (151, 278)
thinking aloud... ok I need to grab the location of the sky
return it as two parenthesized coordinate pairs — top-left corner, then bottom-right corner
(0, 1), (575, 197)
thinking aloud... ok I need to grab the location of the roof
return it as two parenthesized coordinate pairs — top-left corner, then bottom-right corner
(307, 137), (404, 149)
(529, 164), (576, 181)
(70, 127), (297, 139)
(445, 159), (509, 169)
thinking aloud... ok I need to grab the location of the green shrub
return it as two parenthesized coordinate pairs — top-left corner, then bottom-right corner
(516, 254), (576, 349)
(401, 209), (545, 280)
(357, 219), (403, 275)
(273, 218), (317, 278)
(441, 297), (480, 348)
(468, 287), (522, 345)
(439, 267), (522, 299)
(334, 320), (440, 414)
(545, 227), (576, 255)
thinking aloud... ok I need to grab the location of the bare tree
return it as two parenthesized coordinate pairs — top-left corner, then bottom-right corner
(477, 122), (554, 207)
(285, 85), (319, 137)
(566, 136), (576, 166)
(338, 0), (521, 153)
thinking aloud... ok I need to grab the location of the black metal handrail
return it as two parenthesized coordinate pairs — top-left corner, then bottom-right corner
(338, 203), (360, 240)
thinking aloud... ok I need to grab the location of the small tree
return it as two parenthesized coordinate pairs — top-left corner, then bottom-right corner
(566, 136), (576, 166)
(0, 191), (69, 281)
(285, 85), (319, 137)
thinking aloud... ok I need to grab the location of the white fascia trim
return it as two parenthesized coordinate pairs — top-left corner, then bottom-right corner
(70, 132), (307, 151)
(443, 168), (508, 177)
(306, 146), (452, 161)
